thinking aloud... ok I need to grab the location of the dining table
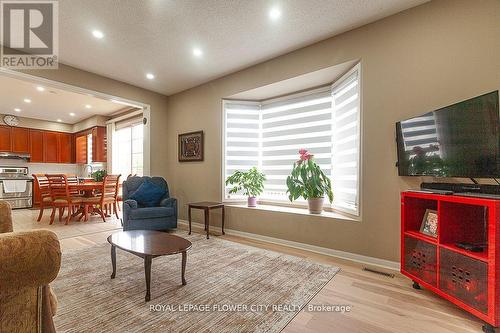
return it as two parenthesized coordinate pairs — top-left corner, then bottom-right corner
(69, 181), (103, 197)
(68, 181), (105, 220)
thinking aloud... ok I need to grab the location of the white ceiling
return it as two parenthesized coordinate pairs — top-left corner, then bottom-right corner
(58, 0), (429, 95)
(0, 75), (125, 124)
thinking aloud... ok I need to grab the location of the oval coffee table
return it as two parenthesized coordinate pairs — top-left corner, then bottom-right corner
(107, 230), (192, 302)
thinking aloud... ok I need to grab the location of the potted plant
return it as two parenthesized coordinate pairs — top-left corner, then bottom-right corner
(225, 167), (266, 207)
(286, 149), (333, 214)
(92, 169), (107, 182)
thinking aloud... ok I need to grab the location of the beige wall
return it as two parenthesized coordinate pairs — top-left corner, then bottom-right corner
(72, 115), (109, 133)
(22, 64), (169, 178)
(166, 0), (500, 262)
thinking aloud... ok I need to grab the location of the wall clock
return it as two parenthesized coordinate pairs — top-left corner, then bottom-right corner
(3, 115), (19, 126)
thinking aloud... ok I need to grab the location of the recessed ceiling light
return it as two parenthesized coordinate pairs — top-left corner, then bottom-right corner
(85, 104), (92, 109)
(36, 86), (45, 92)
(23, 98), (31, 103)
(69, 113), (75, 116)
(14, 108), (21, 112)
(57, 119), (62, 122)
(193, 48), (203, 57)
(146, 73), (155, 80)
(269, 7), (281, 20)
(92, 30), (104, 39)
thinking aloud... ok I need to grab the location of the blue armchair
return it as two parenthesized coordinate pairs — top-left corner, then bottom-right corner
(122, 176), (177, 231)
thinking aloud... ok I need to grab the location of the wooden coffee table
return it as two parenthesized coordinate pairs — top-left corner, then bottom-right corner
(107, 230), (192, 302)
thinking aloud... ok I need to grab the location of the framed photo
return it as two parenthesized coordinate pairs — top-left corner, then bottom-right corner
(420, 209), (438, 238)
(178, 131), (204, 162)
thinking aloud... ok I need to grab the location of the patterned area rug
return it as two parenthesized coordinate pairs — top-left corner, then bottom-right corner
(52, 233), (339, 333)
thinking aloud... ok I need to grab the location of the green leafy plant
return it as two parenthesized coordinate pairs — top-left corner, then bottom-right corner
(286, 149), (333, 202)
(225, 167), (266, 197)
(92, 169), (107, 182)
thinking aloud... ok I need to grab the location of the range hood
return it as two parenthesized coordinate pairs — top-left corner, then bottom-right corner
(0, 152), (30, 160)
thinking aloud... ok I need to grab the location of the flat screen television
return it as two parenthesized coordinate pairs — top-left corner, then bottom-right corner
(396, 91), (499, 178)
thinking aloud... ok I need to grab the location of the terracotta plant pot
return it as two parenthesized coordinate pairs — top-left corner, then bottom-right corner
(307, 197), (324, 214)
(247, 196), (257, 207)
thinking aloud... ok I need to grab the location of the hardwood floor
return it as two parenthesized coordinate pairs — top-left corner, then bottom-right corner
(12, 208), (485, 333)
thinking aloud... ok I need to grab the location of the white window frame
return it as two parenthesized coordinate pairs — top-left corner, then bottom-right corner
(221, 63), (362, 218)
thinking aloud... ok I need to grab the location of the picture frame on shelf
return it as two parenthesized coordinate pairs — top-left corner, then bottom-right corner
(178, 130), (204, 162)
(420, 209), (438, 238)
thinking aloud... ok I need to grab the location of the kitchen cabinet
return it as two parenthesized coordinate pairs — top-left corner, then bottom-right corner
(74, 126), (107, 164)
(11, 127), (30, 153)
(75, 135), (87, 164)
(92, 127), (107, 162)
(43, 131), (59, 163)
(58, 132), (74, 163)
(29, 130), (44, 162)
(0, 124), (105, 164)
(0, 125), (11, 151)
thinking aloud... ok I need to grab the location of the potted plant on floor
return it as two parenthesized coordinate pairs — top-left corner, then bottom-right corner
(225, 167), (266, 207)
(286, 149), (333, 214)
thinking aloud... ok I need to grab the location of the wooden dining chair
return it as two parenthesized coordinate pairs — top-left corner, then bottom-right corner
(83, 175), (121, 222)
(32, 174), (52, 222)
(66, 174), (82, 215)
(45, 174), (83, 225)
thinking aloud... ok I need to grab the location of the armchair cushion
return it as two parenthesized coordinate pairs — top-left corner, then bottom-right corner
(129, 179), (166, 207)
(129, 206), (175, 220)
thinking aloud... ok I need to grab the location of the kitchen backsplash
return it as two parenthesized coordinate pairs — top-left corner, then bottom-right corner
(0, 159), (106, 177)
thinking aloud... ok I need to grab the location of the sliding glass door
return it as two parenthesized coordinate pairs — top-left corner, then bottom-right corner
(112, 123), (144, 178)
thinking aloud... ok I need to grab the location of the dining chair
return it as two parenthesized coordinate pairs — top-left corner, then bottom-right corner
(45, 174), (83, 225)
(66, 174), (83, 215)
(83, 174), (121, 222)
(32, 174), (52, 222)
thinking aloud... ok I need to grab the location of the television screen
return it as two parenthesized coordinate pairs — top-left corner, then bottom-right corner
(396, 91), (499, 178)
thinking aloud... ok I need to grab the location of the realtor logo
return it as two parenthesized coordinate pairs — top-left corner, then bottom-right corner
(1, 0), (58, 69)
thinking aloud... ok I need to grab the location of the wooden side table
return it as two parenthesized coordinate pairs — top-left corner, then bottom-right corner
(188, 201), (225, 239)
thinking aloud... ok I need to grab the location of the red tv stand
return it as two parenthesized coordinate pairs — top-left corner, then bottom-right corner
(401, 191), (500, 333)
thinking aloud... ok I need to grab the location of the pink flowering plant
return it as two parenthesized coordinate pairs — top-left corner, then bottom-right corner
(286, 149), (333, 202)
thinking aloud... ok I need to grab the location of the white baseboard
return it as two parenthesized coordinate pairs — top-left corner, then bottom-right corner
(178, 219), (400, 271)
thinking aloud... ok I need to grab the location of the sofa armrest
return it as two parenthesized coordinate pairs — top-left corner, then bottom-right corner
(123, 199), (138, 210)
(159, 197), (176, 208)
(0, 230), (61, 291)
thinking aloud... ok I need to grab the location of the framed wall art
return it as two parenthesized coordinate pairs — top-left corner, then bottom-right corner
(178, 130), (204, 162)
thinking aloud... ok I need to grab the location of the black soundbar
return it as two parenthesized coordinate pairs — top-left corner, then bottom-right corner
(420, 182), (500, 195)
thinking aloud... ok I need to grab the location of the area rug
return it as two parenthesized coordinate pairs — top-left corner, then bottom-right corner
(52, 233), (339, 333)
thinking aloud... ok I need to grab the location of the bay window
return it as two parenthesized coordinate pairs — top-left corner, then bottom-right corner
(223, 64), (361, 216)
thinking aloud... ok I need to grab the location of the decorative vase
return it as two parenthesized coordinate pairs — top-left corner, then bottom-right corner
(307, 197), (324, 214)
(248, 196), (257, 207)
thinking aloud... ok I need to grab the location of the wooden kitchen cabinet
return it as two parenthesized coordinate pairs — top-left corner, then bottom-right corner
(92, 127), (107, 162)
(75, 135), (88, 164)
(29, 130), (44, 162)
(0, 125), (12, 151)
(74, 126), (107, 163)
(43, 131), (59, 163)
(58, 132), (74, 163)
(11, 127), (30, 153)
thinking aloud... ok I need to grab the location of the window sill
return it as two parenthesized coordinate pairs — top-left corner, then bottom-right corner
(224, 203), (360, 222)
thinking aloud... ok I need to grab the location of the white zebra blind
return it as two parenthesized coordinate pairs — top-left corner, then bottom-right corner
(332, 67), (361, 215)
(260, 89), (333, 201)
(223, 101), (260, 199)
(223, 64), (361, 216)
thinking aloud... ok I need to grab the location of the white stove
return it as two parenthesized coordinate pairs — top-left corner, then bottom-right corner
(0, 166), (33, 209)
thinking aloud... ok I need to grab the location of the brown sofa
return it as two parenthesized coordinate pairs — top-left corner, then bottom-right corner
(0, 201), (61, 333)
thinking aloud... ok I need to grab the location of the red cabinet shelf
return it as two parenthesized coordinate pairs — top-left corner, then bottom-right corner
(440, 243), (488, 262)
(404, 230), (437, 244)
(401, 191), (500, 327)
